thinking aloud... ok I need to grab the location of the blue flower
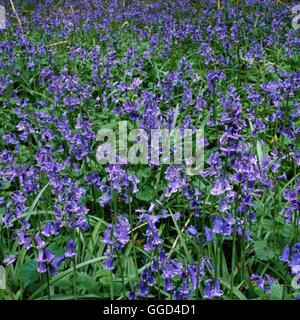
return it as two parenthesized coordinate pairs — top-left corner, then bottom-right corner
(65, 240), (76, 258)
(3, 255), (16, 266)
(280, 245), (290, 263)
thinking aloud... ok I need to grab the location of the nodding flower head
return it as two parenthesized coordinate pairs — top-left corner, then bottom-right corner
(65, 240), (76, 258)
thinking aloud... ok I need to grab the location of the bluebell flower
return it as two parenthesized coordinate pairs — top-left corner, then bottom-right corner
(280, 245), (290, 263)
(103, 256), (114, 271)
(3, 255), (16, 266)
(37, 262), (47, 273)
(187, 226), (198, 239)
(164, 278), (175, 291)
(128, 290), (136, 300)
(139, 281), (149, 297)
(37, 248), (54, 263)
(203, 280), (212, 299)
(65, 240), (76, 258)
(113, 217), (130, 246)
(211, 279), (223, 297)
(205, 226), (213, 242)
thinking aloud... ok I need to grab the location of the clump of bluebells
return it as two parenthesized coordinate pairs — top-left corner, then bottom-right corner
(103, 216), (130, 270)
(0, 0), (299, 300)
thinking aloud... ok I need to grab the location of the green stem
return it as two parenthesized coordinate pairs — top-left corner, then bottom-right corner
(46, 267), (51, 300)
(72, 258), (77, 300)
(230, 199), (238, 299)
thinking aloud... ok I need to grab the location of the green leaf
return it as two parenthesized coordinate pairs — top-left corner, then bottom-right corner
(253, 287), (267, 299)
(219, 278), (247, 300)
(256, 139), (263, 169)
(280, 224), (294, 241)
(169, 209), (192, 263)
(254, 240), (275, 261)
(48, 242), (65, 257)
(137, 167), (152, 179)
(1, 181), (11, 191)
(270, 284), (283, 300)
(135, 185), (156, 201)
(29, 256), (106, 300)
(25, 183), (49, 221)
(0, 207), (5, 218)
(261, 219), (274, 232)
(0, 265), (6, 290)
(20, 260), (39, 288)
(76, 272), (99, 294)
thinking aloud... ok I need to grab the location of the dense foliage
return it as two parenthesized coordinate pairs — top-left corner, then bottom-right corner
(0, 0), (299, 300)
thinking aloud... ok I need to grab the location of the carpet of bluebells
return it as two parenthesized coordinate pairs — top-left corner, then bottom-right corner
(0, 0), (299, 300)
